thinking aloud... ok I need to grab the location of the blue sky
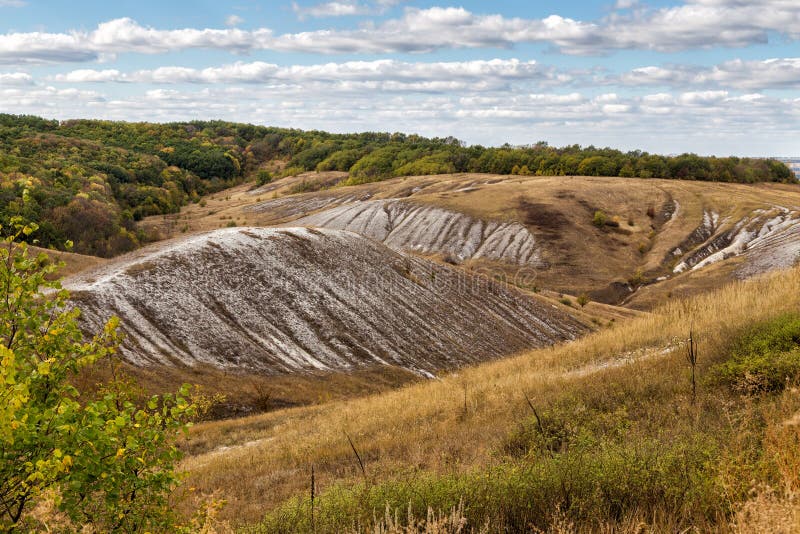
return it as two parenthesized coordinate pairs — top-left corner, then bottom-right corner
(0, 0), (799, 155)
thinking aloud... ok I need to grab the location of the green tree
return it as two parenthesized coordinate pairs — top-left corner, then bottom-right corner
(0, 219), (196, 532)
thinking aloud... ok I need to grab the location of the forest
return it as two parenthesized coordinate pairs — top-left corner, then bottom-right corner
(0, 114), (794, 257)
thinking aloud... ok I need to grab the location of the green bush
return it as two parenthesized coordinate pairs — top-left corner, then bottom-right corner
(254, 408), (723, 533)
(592, 210), (608, 228)
(315, 148), (367, 172)
(711, 313), (800, 394)
(280, 166), (305, 178)
(255, 169), (272, 186)
(393, 152), (456, 176)
(347, 145), (403, 184)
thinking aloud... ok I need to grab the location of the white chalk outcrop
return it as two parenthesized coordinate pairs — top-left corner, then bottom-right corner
(291, 199), (543, 266)
(672, 208), (800, 276)
(65, 227), (582, 375)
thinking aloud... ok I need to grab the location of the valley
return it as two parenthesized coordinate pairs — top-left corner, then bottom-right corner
(43, 172), (798, 412)
(141, 172), (800, 307)
(42, 171), (798, 420)
(17, 169), (800, 530)
(4, 0), (800, 529)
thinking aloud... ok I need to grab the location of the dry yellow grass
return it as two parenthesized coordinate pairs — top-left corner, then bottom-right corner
(138, 171), (348, 238)
(179, 264), (800, 525)
(31, 245), (106, 279)
(76, 361), (422, 420)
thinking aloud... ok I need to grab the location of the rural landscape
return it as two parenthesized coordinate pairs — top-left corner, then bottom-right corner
(2, 0), (800, 532)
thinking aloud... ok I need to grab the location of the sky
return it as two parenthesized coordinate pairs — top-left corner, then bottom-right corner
(0, 0), (798, 156)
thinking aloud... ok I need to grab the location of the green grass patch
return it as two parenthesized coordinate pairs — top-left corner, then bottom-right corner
(711, 313), (800, 394)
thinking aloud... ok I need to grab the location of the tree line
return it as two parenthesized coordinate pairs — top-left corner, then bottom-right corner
(0, 114), (794, 256)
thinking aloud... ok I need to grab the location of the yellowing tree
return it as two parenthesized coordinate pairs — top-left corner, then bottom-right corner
(0, 218), (196, 532)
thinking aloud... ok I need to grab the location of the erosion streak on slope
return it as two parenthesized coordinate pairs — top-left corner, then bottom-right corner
(672, 208), (800, 276)
(291, 199), (543, 266)
(65, 227), (583, 375)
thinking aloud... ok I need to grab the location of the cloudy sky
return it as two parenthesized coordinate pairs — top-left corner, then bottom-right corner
(0, 0), (798, 155)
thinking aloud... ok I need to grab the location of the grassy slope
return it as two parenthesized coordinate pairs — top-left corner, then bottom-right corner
(178, 264), (800, 530)
(142, 173), (800, 307)
(32, 245), (107, 279)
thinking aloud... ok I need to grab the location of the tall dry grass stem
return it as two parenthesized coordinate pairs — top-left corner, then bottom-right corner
(346, 432), (367, 481)
(687, 329), (699, 404)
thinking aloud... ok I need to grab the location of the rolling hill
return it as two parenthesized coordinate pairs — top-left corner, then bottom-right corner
(26, 168), (800, 531)
(65, 226), (584, 377)
(143, 173), (800, 309)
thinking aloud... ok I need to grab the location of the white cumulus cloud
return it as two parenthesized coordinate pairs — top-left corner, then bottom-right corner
(1, 2), (799, 64)
(52, 58), (569, 92)
(0, 71), (32, 84)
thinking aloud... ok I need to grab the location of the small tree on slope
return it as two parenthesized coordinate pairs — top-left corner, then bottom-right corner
(0, 218), (197, 532)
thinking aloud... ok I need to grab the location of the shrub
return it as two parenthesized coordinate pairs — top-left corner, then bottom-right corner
(393, 152), (456, 177)
(315, 148), (367, 172)
(256, 406), (724, 533)
(592, 210), (608, 228)
(290, 179), (321, 195)
(711, 313), (800, 394)
(280, 166), (305, 178)
(559, 297), (573, 307)
(577, 294), (590, 307)
(628, 268), (645, 286)
(255, 169), (272, 186)
(0, 222), (197, 531)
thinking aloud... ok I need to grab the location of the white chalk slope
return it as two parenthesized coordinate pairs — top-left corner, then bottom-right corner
(672, 207), (800, 277)
(66, 227), (583, 375)
(291, 199), (543, 266)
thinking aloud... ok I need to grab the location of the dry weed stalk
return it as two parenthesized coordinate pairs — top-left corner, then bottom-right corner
(346, 432), (368, 480)
(367, 498), (477, 534)
(686, 329), (699, 404)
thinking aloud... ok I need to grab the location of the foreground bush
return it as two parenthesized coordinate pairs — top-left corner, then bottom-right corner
(254, 433), (724, 533)
(711, 313), (800, 394)
(0, 220), (197, 531)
